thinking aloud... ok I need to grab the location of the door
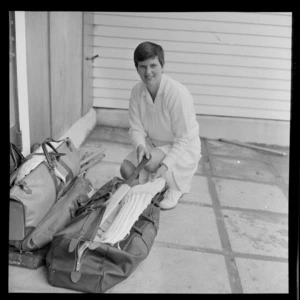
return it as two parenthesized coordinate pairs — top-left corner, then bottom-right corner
(25, 11), (51, 147)
(13, 12), (88, 149)
(9, 11), (22, 149)
(50, 12), (83, 139)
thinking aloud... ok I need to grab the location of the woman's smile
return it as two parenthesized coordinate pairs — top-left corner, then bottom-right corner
(144, 75), (154, 81)
(137, 57), (163, 89)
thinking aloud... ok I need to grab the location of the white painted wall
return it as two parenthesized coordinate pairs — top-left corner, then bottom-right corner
(92, 12), (292, 121)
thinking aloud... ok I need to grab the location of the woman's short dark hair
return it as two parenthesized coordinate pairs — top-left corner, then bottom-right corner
(134, 41), (165, 69)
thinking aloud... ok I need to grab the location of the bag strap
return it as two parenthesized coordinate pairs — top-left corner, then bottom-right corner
(10, 143), (25, 171)
(68, 203), (106, 253)
(74, 192), (110, 217)
(44, 137), (74, 152)
(74, 177), (122, 217)
(39, 138), (69, 199)
(10, 143), (26, 187)
(42, 138), (77, 194)
(43, 138), (75, 183)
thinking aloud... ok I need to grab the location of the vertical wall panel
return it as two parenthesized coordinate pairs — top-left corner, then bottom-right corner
(92, 12), (292, 121)
(50, 12), (83, 139)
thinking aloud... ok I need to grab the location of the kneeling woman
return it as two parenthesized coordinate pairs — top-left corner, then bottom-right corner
(120, 41), (201, 210)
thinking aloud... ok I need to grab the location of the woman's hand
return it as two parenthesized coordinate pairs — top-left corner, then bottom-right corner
(137, 144), (150, 163)
(152, 163), (168, 181)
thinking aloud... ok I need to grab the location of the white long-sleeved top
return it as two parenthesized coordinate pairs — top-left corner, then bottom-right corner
(128, 74), (201, 193)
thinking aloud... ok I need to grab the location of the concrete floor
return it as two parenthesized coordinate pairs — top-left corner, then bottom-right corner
(9, 126), (289, 293)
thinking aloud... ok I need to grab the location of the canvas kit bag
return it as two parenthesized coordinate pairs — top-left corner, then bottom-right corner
(46, 175), (165, 293)
(9, 137), (82, 252)
(8, 176), (95, 269)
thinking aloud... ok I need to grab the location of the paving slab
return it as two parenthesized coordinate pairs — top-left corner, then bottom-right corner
(235, 258), (288, 293)
(81, 140), (133, 164)
(9, 265), (80, 293)
(86, 125), (131, 144)
(205, 139), (265, 160)
(197, 156), (211, 175)
(181, 175), (212, 205)
(156, 203), (222, 250)
(210, 156), (277, 183)
(222, 209), (288, 258)
(267, 155), (290, 185)
(213, 178), (288, 213)
(107, 245), (231, 293)
(85, 161), (122, 189)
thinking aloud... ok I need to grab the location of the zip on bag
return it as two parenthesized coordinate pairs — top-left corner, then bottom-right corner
(69, 201), (108, 283)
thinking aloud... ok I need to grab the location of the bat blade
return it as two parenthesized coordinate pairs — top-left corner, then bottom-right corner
(99, 184), (131, 227)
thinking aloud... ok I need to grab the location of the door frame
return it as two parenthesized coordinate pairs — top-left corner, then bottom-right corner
(9, 11), (21, 149)
(14, 11), (31, 156)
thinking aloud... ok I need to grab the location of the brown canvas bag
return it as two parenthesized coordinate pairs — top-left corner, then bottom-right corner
(9, 137), (81, 251)
(46, 177), (162, 293)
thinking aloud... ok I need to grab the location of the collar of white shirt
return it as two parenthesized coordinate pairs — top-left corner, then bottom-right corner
(141, 74), (167, 99)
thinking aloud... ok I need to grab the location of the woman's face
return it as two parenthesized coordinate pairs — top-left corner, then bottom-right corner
(137, 56), (164, 89)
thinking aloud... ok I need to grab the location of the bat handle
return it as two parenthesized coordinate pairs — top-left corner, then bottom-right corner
(126, 154), (152, 184)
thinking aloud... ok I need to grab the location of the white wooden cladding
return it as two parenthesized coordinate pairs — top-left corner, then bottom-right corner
(92, 12), (292, 120)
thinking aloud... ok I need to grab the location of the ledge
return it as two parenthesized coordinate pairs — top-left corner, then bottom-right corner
(95, 108), (290, 147)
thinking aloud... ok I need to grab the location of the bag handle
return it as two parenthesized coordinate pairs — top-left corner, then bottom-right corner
(41, 138), (66, 170)
(44, 137), (73, 151)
